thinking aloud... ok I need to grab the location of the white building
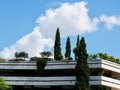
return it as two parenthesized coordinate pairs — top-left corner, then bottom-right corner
(0, 59), (119, 90)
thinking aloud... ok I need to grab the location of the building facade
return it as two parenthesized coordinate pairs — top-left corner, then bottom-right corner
(0, 59), (120, 90)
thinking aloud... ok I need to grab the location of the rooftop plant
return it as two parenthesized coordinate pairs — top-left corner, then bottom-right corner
(88, 53), (120, 65)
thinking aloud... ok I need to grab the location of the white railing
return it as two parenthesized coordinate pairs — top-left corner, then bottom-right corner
(2, 76), (120, 89)
(0, 60), (120, 73)
(101, 59), (120, 73)
(3, 76), (76, 86)
(0, 61), (76, 70)
(90, 76), (120, 89)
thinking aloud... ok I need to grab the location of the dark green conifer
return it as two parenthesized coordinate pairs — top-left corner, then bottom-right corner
(75, 37), (90, 90)
(65, 36), (71, 59)
(54, 27), (62, 60)
(73, 35), (80, 60)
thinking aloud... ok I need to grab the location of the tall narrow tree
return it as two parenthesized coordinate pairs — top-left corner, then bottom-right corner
(65, 36), (71, 59)
(54, 27), (62, 60)
(76, 35), (80, 47)
(73, 35), (80, 60)
(75, 37), (90, 90)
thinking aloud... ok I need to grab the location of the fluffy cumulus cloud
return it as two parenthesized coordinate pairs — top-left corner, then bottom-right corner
(0, 1), (120, 59)
(100, 15), (120, 29)
(0, 28), (54, 59)
(37, 1), (99, 37)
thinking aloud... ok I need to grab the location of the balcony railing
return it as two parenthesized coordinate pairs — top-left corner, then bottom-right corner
(90, 76), (120, 89)
(2, 76), (120, 89)
(3, 76), (76, 86)
(0, 59), (120, 73)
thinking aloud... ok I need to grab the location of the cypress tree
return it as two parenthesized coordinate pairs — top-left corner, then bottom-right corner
(73, 35), (80, 60)
(76, 35), (80, 47)
(65, 36), (71, 59)
(54, 27), (62, 60)
(75, 37), (90, 90)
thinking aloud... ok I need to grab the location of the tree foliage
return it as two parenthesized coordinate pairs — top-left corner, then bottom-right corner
(54, 28), (62, 60)
(40, 51), (52, 58)
(91, 68), (104, 76)
(65, 37), (71, 59)
(36, 58), (47, 75)
(0, 77), (12, 90)
(88, 53), (120, 64)
(15, 51), (28, 60)
(75, 37), (90, 90)
(30, 57), (40, 61)
(73, 35), (80, 60)
(37, 58), (47, 70)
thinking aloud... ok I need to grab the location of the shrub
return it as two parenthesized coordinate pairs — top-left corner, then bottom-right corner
(0, 77), (12, 90)
(91, 68), (104, 76)
(89, 53), (120, 65)
(36, 58), (47, 75)
(9, 59), (25, 62)
(30, 57), (39, 61)
(37, 58), (47, 70)
(0, 58), (6, 62)
(97, 68), (104, 76)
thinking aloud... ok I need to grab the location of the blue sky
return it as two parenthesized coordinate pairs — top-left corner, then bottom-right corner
(0, 0), (120, 59)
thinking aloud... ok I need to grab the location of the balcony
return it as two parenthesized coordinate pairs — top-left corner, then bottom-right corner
(3, 76), (76, 86)
(2, 76), (120, 89)
(90, 76), (120, 90)
(0, 59), (119, 73)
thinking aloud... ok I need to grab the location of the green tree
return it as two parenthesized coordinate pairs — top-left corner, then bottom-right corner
(15, 52), (19, 59)
(19, 51), (28, 59)
(0, 77), (12, 90)
(40, 51), (52, 58)
(36, 58), (47, 75)
(73, 35), (80, 60)
(75, 37), (90, 90)
(15, 51), (28, 60)
(88, 53), (98, 60)
(98, 53), (108, 60)
(65, 37), (71, 59)
(54, 28), (62, 60)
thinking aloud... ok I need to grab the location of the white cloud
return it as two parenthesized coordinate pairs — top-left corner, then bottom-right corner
(0, 1), (99, 59)
(37, 1), (99, 38)
(0, 28), (54, 59)
(0, 1), (120, 59)
(100, 15), (120, 29)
